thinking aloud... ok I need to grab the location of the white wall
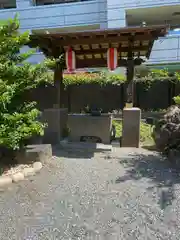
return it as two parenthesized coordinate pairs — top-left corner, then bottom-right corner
(106, 0), (126, 28)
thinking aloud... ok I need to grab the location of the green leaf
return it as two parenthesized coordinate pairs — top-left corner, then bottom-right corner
(0, 16), (56, 151)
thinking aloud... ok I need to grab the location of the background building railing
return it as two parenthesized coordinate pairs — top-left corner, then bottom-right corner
(35, 0), (92, 6)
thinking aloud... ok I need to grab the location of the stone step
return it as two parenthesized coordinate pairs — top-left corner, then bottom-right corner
(60, 140), (112, 152)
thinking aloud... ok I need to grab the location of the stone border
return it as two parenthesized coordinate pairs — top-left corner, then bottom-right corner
(0, 161), (43, 187)
(16, 144), (52, 164)
(0, 144), (52, 187)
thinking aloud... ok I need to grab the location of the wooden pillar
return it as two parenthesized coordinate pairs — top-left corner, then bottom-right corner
(54, 63), (63, 108)
(126, 60), (135, 105)
(68, 86), (71, 112)
(121, 44), (141, 148)
(124, 38), (135, 108)
(52, 45), (64, 108)
(42, 46), (68, 144)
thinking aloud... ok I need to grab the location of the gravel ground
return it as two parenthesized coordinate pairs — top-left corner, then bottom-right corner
(0, 147), (179, 240)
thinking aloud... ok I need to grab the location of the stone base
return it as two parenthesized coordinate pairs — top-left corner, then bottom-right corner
(121, 107), (141, 148)
(16, 144), (52, 164)
(68, 114), (112, 144)
(60, 140), (112, 152)
(168, 149), (180, 169)
(42, 108), (68, 144)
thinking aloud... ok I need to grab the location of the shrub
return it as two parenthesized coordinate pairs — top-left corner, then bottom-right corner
(173, 95), (180, 105)
(0, 16), (55, 150)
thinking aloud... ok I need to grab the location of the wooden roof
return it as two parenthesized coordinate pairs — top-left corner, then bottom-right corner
(29, 25), (167, 68)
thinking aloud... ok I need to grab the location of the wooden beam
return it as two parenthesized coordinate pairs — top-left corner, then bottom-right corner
(29, 25), (167, 52)
(72, 45), (149, 55)
(36, 34), (158, 47)
(75, 57), (144, 68)
(75, 58), (122, 68)
(31, 25), (167, 38)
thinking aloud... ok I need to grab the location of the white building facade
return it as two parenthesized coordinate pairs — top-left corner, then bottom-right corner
(1, 0), (180, 67)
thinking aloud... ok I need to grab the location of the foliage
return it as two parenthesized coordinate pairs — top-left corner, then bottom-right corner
(58, 68), (180, 88)
(62, 71), (126, 88)
(0, 16), (55, 150)
(150, 68), (169, 78)
(173, 95), (180, 105)
(45, 65), (180, 88)
(152, 105), (180, 155)
(171, 72), (180, 105)
(175, 71), (180, 81)
(113, 120), (154, 145)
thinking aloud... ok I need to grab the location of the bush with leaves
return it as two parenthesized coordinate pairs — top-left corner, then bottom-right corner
(0, 16), (56, 150)
(152, 105), (180, 156)
(173, 95), (180, 105)
(62, 71), (126, 88)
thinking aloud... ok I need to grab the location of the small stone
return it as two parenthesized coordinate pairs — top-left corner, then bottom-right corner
(23, 167), (35, 177)
(0, 176), (12, 186)
(33, 162), (43, 172)
(11, 172), (24, 183)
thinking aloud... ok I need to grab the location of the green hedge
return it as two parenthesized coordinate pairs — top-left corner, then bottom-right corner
(45, 69), (180, 87)
(63, 72), (126, 87)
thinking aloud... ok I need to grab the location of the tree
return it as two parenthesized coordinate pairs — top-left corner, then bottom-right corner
(0, 16), (55, 150)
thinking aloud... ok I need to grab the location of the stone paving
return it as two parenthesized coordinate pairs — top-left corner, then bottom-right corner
(0, 147), (179, 239)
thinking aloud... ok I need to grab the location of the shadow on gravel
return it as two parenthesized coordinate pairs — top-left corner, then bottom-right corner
(116, 153), (180, 209)
(52, 146), (95, 159)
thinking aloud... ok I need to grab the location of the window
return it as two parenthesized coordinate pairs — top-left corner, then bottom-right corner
(0, 0), (16, 9)
(35, 0), (90, 6)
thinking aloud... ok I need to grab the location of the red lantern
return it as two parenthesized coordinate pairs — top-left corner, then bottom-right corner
(65, 47), (76, 72)
(107, 48), (118, 71)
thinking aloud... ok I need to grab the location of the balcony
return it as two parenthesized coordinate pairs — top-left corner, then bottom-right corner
(108, 0), (180, 9)
(35, 0), (91, 6)
(126, 5), (180, 27)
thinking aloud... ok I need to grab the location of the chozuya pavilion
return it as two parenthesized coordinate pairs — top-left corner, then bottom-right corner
(29, 25), (167, 147)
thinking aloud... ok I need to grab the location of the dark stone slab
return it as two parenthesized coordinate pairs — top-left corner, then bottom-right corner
(16, 144), (52, 164)
(168, 149), (180, 169)
(60, 140), (112, 152)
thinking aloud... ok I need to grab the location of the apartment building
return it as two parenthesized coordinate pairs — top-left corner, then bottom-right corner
(1, 0), (180, 70)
